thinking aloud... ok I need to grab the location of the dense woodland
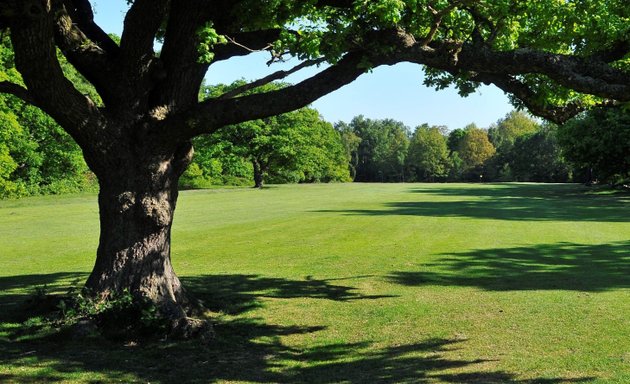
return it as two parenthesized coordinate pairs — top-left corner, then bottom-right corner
(2, 72), (629, 197)
(3, 28), (628, 198)
(1, 68), (629, 196)
(185, 105), (630, 187)
(2, 34), (628, 198)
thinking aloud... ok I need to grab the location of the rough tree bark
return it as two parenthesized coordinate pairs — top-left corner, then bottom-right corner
(85, 139), (197, 323)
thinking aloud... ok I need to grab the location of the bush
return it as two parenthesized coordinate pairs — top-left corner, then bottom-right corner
(22, 286), (169, 340)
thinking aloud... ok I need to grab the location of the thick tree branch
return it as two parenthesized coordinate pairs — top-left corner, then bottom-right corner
(119, 0), (168, 70)
(592, 38), (630, 63)
(108, 0), (170, 113)
(163, 26), (630, 140)
(454, 47), (630, 100)
(166, 52), (369, 139)
(154, 1), (212, 110)
(0, 81), (40, 107)
(472, 73), (590, 123)
(63, 0), (119, 54)
(7, 2), (105, 147)
(402, 37), (630, 119)
(52, 1), (117, 104)
(380, 29), (630, 101)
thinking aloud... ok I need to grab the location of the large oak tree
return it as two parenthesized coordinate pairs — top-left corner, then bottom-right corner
(1, 0), (628, 335)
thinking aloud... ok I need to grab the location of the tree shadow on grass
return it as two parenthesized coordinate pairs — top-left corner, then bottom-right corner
(182, 274), (395, 315)
(0, 273), (595, 383)
(389, 241), (630, 291)
(410, 183), (630, 201)
(0, 272), (87, 322)
(318, 184), (630, 222)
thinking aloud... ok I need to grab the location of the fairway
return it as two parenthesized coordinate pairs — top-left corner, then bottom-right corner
(1, 183), (629, 383)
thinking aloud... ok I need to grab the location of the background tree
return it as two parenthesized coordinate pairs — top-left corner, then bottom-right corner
(488, 111), (540, 152)
(0, 36), (94, 198)
(406, 124), (450, 181)
(509, 126), (572, 182)
(346, 116), (410, 182)
(291, 113), (350, 184)
(191, 99), (349, 188)
(380, 121), (410, 182)
(487, 111), (541, 180)
(447, 128), (466, 154)
(336, 121), (362, 181)
(0, 108), (29, 197)
(558, 107), (630, 186)
(180, 135), (252, 189)
(0, 0), (629, 336)
(445, 128), (467, 180)
(457, 126), (496, 179)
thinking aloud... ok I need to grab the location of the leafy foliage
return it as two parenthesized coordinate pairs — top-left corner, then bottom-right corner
(339, 116), (410, 182)
(0, 37), (95, 198)
(336, 123), (363, 181)
(447, 128), (466, 153)
(406, 124), (450, 181)
(509, 126), (572, 183)
(186, 82), (350, 188)
(457, 125), (496, 172)
(22, 285), (169, 341)
(558, 106), (630, 186)
(197, 22), (228, 63)
(331, 111), (581, 184)
(486, 111), (542, 181)
(488, 111), (540, 152)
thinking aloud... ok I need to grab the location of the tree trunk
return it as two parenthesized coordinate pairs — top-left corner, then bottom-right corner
(252, 158), (264, 188)
(86, 182), (184, 311)
(84, 141), (210, 337)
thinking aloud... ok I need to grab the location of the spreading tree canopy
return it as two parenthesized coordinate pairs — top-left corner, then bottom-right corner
(0, 0), (629, 337)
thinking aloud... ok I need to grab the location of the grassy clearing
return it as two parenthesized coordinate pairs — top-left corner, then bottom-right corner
(0, 183), (629, 383)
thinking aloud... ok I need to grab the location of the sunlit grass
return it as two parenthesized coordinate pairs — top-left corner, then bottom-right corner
(1, 183), (628, 383)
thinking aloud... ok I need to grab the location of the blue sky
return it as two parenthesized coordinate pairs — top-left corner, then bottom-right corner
(91, 1), (514, 130)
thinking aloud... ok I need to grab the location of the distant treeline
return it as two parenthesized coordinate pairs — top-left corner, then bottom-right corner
(181, 107), (630, 188)
(337, 111), (573, 184)
(2, 76), (629, 197)
(0, 36), (628, 197)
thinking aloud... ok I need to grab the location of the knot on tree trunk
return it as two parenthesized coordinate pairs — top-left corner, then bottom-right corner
(112, 190), (174, 227)
(140, 192), (173, 227)
(117, 191), (136, 212)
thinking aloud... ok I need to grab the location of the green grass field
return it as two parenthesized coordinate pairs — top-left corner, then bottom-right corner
(1, 183), (629, 383)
